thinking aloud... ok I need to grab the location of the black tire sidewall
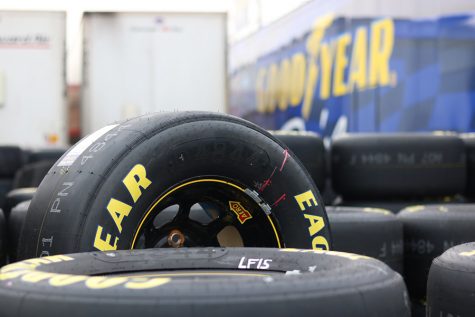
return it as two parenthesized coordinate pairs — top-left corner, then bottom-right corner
(1, 248), (409, 317)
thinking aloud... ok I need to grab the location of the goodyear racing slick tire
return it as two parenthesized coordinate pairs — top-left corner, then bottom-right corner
(12, 160), (56, 189)
(326, 206), (403, 273)
(0, 248), (410, 317)
(331, 133), (465, 200)
(397, 204), (475, 302)
(18, 112), (330, 260)
(8, 200), (30, 262)
(2, 188), (36, 218)
(427, 242), (475, 317)
(270, 131), (326, 190)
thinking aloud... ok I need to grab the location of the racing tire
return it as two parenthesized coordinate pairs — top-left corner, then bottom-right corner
(326, 206), (403, 273)
(8, 200), (30, 262)
(0, 248), (410, 317)
(18, 112), (331, 260)
(427, 242), (475, 317)
(331, 133), (466, 200)
(397, 204), (475, 302)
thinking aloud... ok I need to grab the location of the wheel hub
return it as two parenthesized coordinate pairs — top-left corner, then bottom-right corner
(167, 229), (185, 248)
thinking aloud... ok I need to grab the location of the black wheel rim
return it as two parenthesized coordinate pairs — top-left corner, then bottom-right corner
(132, 178), (281, 249)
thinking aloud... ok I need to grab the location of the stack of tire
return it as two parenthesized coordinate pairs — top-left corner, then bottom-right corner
(273, 133), (405, 274)
(0, 112), (411, 316)
(1, 147), (65, 263)
(328, 132), (474, 316)
(2, 147), (66, 219)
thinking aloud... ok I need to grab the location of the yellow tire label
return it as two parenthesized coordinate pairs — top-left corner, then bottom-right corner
(0, 254), (171, 290)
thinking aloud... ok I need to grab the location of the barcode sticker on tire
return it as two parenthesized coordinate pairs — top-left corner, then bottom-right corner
(57, 124), (118, 167)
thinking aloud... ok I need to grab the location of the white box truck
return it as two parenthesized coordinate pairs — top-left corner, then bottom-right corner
(82, 12), (227, 135)
(0, 11), (66, 147)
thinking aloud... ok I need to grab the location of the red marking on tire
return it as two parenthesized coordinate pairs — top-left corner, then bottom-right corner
(259, 167), (277, 192)
(272, 193), (286, 207)
(279, 149), (290, 172)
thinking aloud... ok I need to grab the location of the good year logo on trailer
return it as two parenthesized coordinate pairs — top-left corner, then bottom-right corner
(255, 16), (397, 119)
